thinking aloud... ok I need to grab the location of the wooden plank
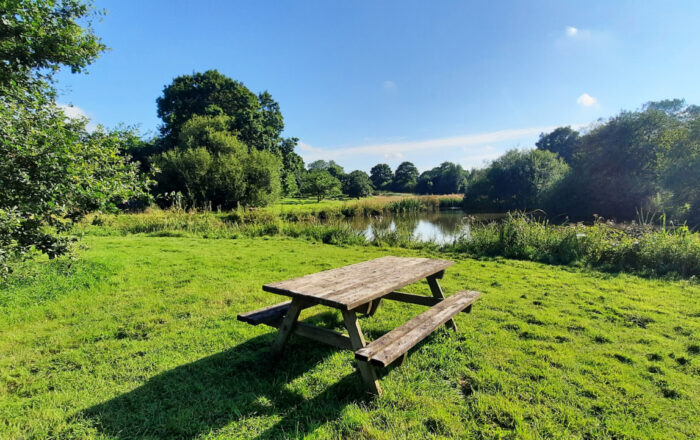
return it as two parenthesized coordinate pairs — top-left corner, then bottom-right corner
(342, 309), (382, 395)
(427, 275), (457, 331)
(261, 317), (353, 350)
(263, 256), (454, 310)
(383, 291), (478, 313)
(237, 301), (291, 326)
(355, 290), (481, 368)
(270, 298), (304, 357)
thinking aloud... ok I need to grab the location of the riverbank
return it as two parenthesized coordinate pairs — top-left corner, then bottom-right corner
(78, 201), (700, 279)
(1, 235), (698, 439)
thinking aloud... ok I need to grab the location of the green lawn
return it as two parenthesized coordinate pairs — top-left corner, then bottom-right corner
(1, 235), (699, 439)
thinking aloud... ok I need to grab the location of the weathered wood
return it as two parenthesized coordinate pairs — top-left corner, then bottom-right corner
(342, 309), (382, 395)
(355, 290), (481, 368)
(237, 301), (291, 326)
(293, 322), (353, 350)
(270, 298), (304, 357)
(427, 275), (457, 331)
(263, 256), (454, 310)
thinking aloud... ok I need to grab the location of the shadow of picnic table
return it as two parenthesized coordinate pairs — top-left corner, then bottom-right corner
(83, 331), (368, 439)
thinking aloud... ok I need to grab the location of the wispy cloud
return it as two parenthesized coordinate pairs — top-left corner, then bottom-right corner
(382, 80), (396, 90)
(298, 125), (560, 162)
(576, 93), (598, 107)
(564, 26), (591, 39)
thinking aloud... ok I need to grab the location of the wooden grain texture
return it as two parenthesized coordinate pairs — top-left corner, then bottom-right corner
(263, 256), (454, 310)
(355, 290), (481, 367)
(342, 309), (382, 395)
(384, 291), (476, 312)
(270, 298), (304, 357)
(427, 275), (457, 331)
(237, 301), (291, 326)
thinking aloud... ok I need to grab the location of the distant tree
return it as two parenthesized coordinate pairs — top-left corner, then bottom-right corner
(536, 126), (581, 164)
(301, 170), (342, 202)
(415, 162), (468, 194)
(370, 163), (393, 190)
(392, 161), (419, 192)
(664, 116), (700, 225)
(464, 149), (569, 212)
(343, 170), (374, 198)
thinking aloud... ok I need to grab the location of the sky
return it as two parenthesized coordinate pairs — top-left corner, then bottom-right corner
(55, 0), (700, 173)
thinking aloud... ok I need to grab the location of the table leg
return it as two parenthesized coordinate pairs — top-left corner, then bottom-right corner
(427, 274), (458, 331)
(341, 309), (382, 396)
(270, 297), (304, 358)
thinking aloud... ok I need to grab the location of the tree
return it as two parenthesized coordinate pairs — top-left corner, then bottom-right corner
(370, 163), (393, 190)
(392, 161), (419, 192)
(536, 126), (581, 164)
(154, 115), (281, 208)
(0, 0), (149, 277)
(463, 149), (569, 212)
(0, 0), (105, 93)
(415, 162), (468, 194)
(343, 170), (374, 198)
(301, 170), (342, 202)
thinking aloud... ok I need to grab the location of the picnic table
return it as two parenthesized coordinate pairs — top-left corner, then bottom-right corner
(238, 256), (481, 395)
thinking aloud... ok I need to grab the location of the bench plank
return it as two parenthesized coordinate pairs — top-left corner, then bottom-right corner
(355, 290), (481, 367)
(237, 301), (291, 326)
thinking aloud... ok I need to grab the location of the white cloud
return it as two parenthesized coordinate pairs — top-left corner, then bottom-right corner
(58, 103), (89, 120)
(298, 125), (560, 162)
(382, 80), (396, 90)
(576, 93), (598, 107)
(564, 26), (591, 40)
(57, 103), (98, 132)
(384, 152), (404, 160)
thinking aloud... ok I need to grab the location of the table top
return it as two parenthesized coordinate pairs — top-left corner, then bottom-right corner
(262, 256), (454, 310)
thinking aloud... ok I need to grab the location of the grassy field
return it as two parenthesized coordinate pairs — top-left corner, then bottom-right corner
(1, 235), (699, 439)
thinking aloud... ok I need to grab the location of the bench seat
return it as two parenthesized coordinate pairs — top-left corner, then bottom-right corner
(237, 301), (291, 326)
(355, 290), (481, 367)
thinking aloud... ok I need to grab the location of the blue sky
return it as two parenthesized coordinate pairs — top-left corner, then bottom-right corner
(56, 0), (700, 172)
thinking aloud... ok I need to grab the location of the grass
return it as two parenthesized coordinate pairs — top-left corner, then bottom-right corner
(1, 235), (699, 439)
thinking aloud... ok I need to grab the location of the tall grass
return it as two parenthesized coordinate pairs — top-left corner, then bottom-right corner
(78, 208), (700, 279)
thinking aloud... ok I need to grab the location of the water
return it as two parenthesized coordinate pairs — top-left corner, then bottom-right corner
(344, 210), (503, 244)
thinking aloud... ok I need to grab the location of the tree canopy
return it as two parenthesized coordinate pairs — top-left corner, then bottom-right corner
(392, 161), (419, 192)
(370, 163), (393, 190)
(343, 170), (374, 198)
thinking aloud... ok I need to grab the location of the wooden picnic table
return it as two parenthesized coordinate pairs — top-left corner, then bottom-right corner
(238, 256), (481, 395)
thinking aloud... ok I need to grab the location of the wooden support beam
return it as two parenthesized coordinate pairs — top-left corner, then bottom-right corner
(383, 291), (475, 313)
(341, 309), (382, 396)
(270, 298), (304, 358)
(426, 275), (457, 331)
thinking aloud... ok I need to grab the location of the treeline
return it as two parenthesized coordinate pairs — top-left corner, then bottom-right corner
(464, 99), (700, 226)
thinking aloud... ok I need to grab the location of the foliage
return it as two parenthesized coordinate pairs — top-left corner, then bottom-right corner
(0, 0), (105, 92)
(300, 170), (343, 202)
(1, 235), (698, 438)
(342, 170), (374, 198)
(370, 163), (393, 189)
(464, 149), (569, 212)
(0, 0), (150, 277)
(415, 161), (468, 195)
(154, 115), (281, 209)
(0, 96), (151, 276)
(535, 126), (581, 163)
(392, 161), (419, 192)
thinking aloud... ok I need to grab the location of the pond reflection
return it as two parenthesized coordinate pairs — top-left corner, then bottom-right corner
(344, 210), (503, 244)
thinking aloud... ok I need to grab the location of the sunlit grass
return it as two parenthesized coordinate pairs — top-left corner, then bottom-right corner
(1, 235), (699, 439)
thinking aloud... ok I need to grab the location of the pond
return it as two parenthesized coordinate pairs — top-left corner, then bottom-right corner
(343, 209), (504, 244)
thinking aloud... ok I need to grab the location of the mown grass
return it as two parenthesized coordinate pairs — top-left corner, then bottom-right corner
(1, 235), (699, 439)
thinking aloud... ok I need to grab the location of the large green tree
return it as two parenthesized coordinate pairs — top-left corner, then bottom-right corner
(155, 115), (281, 209)
(0, 0), (149, 276)
(392, 161), (419, 192)
(464, 149), (569, 212)
(370, 163), (393, 190)
(343, 170), (374, 198)
(415, 162), (468, 195)
(535, 126), (581, 164)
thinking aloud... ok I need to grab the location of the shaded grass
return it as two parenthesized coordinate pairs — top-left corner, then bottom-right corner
(1, 236), (699, 439)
